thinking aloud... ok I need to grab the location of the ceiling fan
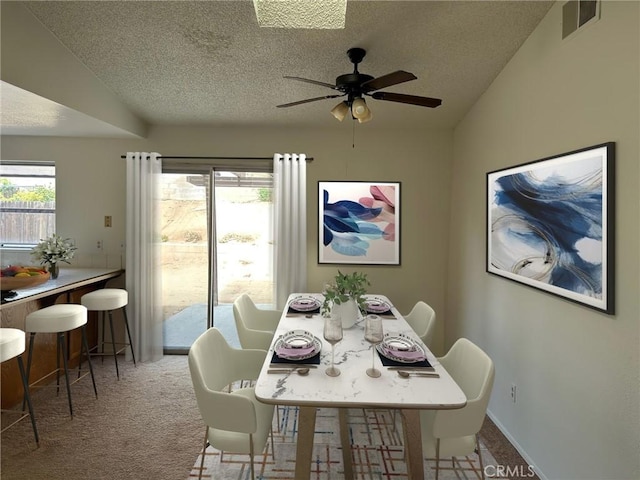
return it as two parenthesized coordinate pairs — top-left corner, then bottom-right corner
(277, 47), (442, 123)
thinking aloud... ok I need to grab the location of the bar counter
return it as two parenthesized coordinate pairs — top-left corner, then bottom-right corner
(1, 267), (124, 408)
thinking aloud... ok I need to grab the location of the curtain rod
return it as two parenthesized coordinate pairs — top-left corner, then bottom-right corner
(119, 155), (313, 161)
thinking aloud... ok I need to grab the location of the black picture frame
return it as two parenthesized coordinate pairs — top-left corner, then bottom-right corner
(486, 142), (615, 314)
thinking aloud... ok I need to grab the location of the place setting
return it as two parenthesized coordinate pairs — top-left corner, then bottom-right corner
(268, 329), (322, 374)
(286, 295), (322, 317)
(363, 295), (396, 318)
(375, 331), (439, 378)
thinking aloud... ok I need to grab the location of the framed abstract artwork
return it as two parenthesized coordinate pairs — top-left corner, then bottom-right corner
(319, 181), (400, 265)
(487, 142), (615, 314)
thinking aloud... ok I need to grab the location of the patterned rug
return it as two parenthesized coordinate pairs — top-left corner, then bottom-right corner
(189, 406), (496, 479)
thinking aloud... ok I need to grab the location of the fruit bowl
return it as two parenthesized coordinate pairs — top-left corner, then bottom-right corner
(0, 267), (51, 292)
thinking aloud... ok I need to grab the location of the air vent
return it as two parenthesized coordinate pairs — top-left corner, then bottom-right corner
(563, 0), (600, 39)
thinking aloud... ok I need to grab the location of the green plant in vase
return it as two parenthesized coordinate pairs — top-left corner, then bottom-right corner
(31, 233), (77, 279)
(321, 270), (370, 319)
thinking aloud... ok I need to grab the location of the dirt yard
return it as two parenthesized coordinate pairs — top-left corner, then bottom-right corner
(160, 197), (274, 318)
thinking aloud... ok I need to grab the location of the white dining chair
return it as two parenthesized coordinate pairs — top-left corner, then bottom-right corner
(233, 293), (280, 350)
(404, 301), (436, 348)
(232, 293), (283, 429)
(233, 293), (281, 332)
(418, 337), (495, 480)
(188, 327), (275, 480)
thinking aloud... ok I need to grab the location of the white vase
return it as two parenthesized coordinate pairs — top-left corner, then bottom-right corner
(333, 298), (360, 329)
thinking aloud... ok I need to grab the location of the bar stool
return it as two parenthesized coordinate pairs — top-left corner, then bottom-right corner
(25, 304), (97, 417)
(0, 328), (39, 445)
(81, 288), (136, 380)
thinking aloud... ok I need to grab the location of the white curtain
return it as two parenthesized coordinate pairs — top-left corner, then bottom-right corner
(273, 153), (307, 309)
(125, 152), (163, 362)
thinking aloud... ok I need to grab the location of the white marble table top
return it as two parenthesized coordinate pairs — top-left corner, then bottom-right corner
(255, 293), (467, 411)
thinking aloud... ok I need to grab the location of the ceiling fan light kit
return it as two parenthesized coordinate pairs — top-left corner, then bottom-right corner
(330, 101), (349, 122)
(278, 47), (442, 124)
(351, 97), (369, 119)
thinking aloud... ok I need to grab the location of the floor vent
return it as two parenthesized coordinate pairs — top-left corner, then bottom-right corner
(562, 0), (600, 39)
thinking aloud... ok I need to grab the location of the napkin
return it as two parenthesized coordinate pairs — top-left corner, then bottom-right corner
(381, 346), (426, 361)
(275, 345), (316, 358)
(287, 305), (321, 315)
(271, 350), (321, 365)
(376, 349), (432, 368)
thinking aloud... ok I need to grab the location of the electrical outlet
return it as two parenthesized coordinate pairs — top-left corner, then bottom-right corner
(510, 384), (517, 403)
(96, 240), (103, 251)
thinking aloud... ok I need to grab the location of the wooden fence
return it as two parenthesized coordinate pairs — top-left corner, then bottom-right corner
(0, 201), (55, 244)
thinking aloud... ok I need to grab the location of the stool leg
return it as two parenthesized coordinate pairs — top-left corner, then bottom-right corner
(107, 310), (120, 379)
(81, 325), (98, 398)
(122, 307), (136, 366)
(23, 333), (36, 412)
(17, 355), (39, 446)
(58, 333), (74, 417)
(56, 332), (61, 395)
(100, 311), (106, 363)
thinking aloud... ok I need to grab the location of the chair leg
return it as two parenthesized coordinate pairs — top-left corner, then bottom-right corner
(121, 306), (136, 366)
(269, 425), (276, 460)
(435, 438), (441, 480)
(198, 426), (209, 480)
(249, 432), (255, 480)
(475, 434), (485, 480)
(58, 333), (74, 417)
(107, 310), (120, 379)
(17, 355), (39, 446)
(81, 325), (98, 398)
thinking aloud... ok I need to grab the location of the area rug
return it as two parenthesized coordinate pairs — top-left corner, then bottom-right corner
(189, 406), (496, 479)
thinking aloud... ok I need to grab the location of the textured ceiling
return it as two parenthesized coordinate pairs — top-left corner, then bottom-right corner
(5, 0), (554, 135)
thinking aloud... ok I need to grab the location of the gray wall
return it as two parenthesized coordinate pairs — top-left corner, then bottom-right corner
(448, 2), (639, 479)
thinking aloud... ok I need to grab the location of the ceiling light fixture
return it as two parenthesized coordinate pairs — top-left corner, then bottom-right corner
(330, 97), (373, 123)
(350, 97), (369, 120)
(253, 0), (347, 29)
(330, 101), (349, 121)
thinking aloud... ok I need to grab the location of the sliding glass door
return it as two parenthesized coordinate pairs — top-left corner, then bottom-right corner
(160, 167), (274, 353)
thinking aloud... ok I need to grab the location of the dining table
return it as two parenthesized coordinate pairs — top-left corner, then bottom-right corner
(254, 293), (467, 480)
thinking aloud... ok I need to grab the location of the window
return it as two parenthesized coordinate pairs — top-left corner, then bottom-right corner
(0, 162), (55, 247)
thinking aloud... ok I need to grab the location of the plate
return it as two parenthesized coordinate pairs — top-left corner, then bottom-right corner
(376, 333), (427, 363)
(289, 296), (321, 312)
(364, 297), (392, 313)
(274, 330), (322, 360)
(281, 330), (315, 348)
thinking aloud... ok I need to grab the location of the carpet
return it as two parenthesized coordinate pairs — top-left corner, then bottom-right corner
(1, 356), (203, 480)
(189, 406), (496, 479)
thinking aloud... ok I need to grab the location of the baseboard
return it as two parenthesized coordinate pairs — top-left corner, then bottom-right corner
(486, 409), (548, 480)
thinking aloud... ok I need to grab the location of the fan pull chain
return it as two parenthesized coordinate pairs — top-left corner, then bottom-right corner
(352, 119), (356, 149)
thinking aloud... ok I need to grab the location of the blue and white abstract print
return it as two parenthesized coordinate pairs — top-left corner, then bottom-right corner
(488, 144), (613, 311)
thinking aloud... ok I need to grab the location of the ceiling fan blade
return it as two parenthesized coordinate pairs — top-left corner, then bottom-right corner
(371, 91), (442, 108)
(277, 94), (344, 108)
(361, 70), (417, 92)
(283, 76), (338, 90)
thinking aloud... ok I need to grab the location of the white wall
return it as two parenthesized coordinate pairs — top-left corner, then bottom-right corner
(1, 124), (454, 354)
(448, 2), (639, 479)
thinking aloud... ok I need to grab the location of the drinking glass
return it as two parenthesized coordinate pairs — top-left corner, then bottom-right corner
(364, 314), (384, 378)
(323, 314), (343, 377)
